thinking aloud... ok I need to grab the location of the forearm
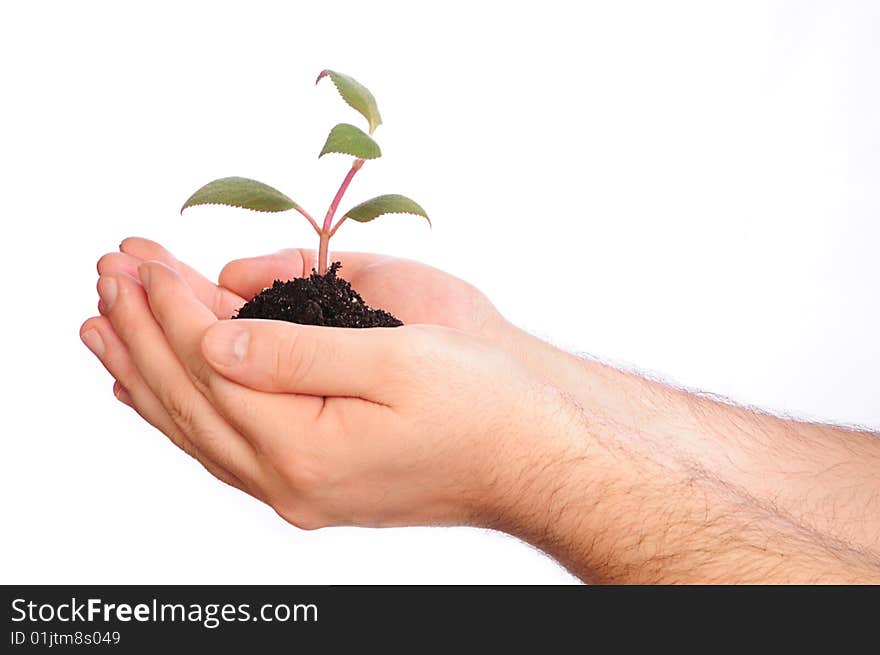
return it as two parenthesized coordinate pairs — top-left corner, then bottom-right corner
(495, 324), (880, 583)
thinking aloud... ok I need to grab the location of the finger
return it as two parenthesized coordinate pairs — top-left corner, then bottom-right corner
(217, 249), (306, 300)
(138, 261), (324, 447)
(97, 271), (260, 483)
(120, 237), (244, 318)
(219, 249), (383, 301)
(139, 257), (325, 438)
(113, 380), (134, 407)
(137, 260), (226, 391)
(97, 253), (142, 317)
(97, 251), (142, 280)
(80, 316), (255, 497)
(297, 250), (385, 279)
(108, 381), (253, 498)
(201, 318), (408, 402)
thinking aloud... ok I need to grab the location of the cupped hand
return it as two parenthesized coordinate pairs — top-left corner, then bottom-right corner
(80, 252), (576, 529)
(221, 247), (503, 337)
(95, 238), (503, 337)
(82, 237), (512, 496)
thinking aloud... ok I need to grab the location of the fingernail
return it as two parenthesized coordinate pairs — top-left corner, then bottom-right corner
(81, 328), (105, 358)
(203, 324), (249, 366)
(138, 264), (152, 291)
(113, 381), (132, 406)
(97, 276), (118, 310)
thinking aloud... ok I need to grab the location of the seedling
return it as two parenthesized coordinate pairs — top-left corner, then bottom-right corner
(181, 69), (430, 276)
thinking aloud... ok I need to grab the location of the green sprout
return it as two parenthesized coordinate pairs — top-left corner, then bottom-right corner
(181, 69), (430, 275)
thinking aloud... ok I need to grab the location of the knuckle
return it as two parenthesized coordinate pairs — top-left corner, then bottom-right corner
(262, 451), (336, 530)
(270, 496), (327, 531)
(275, 507), (326, 531)
(271, 450), (333, 500)
(210, 285), (226, 317)
(188, 356), (216, 392)
(111, 277), (146, 321)
(289, 460), (327, 496)
(164, 390), (196, 434)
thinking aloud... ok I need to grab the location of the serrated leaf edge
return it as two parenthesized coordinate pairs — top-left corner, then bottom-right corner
(180, 177), (299, 215)
(316, 69), (382, 134)
(343, 200), (432, 227)
(318, 123), (382, 160)
(180, 200), (297, 215)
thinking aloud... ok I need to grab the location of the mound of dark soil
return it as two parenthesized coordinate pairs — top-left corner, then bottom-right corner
(234, 262), (402, 328)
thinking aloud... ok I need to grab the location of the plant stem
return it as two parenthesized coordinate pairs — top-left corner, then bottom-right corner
(296, 206), (322, 235)
(323, 158), (364, 232)
(316, 231), (330, 276)
(328, 215), (347, 238)
(316, 158), (365, 275)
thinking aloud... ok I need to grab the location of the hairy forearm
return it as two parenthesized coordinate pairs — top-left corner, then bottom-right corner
(497, 325), (880, 583)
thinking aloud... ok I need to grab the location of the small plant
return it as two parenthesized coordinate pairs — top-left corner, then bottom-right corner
(181, 69), (430, 277)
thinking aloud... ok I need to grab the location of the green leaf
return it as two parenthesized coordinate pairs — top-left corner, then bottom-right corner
(181, 177), (299, 214)
(319, 123), (381, 160)
(316, 69), (382, 134)
(343, 194), (431, 227)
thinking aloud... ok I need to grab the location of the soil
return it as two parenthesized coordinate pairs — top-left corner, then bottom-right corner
(234, 262), (403, 328)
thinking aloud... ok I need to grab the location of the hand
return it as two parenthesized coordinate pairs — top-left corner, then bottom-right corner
(82, 237), (516, 490)
(94, 237), (503, 336)
(81, 254), (578, 529)
(91, 238), (572, 404)
(80, 238), (880, 583)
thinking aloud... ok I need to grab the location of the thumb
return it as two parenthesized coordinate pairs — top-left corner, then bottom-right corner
(218, 250), (381, 302)
(201, 319), (404, 401)
(218, 250), (307, 302)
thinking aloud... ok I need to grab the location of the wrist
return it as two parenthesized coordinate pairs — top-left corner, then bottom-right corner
(473, 377), (595, 542)
(493, 320), (619, 417)
(473, 324), (679, 578)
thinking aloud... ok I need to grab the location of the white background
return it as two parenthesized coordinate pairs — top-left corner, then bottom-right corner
(1, 1), (877, 584)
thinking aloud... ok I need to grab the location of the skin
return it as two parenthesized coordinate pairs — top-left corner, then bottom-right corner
(80, 237), (880, 583)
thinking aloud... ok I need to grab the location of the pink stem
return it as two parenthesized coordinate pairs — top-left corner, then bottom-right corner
(328, 215), (347, 238)
(317, 232), (330, 276)
(317, 158), (365, 274)
(323, 158), (364, 232)
(295, 206), (322, 235)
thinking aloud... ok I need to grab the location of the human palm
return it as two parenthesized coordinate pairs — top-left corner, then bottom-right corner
(295, 255), (499, 335)
(99, 238), (502, 339)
